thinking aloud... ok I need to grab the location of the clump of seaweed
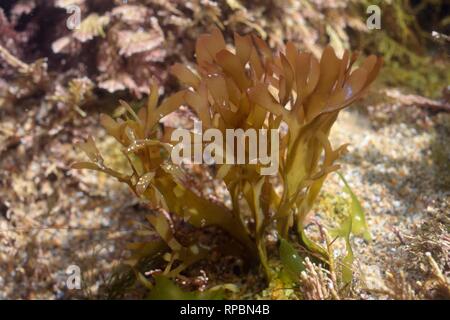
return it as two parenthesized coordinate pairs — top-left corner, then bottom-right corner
(74, 28), (381, 296)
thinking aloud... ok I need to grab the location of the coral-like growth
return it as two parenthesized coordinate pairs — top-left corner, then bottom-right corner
(74, 28), (381, 283)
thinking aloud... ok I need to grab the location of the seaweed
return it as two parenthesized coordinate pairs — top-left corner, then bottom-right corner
(74, 28), (379, 295)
